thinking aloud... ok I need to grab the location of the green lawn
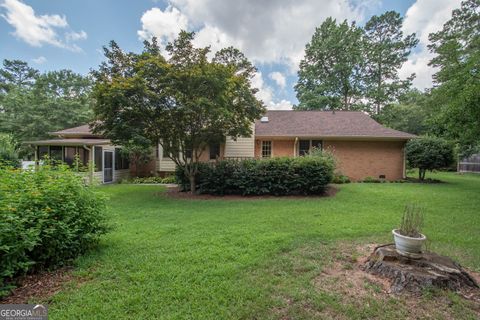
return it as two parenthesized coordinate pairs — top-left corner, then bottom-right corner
(48, 172), (479, 319)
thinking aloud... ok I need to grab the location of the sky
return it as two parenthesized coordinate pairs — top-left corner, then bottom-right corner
(0, 0), (463, 109)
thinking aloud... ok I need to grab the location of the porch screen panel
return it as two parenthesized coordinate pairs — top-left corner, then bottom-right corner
(50, 146), (63, 162)
(94, 146), (103, 172)
(38, 146), (49, 159)
(64, 147), (77, 166)
(78, 148), (89, 166)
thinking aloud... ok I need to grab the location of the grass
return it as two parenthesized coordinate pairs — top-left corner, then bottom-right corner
(46, 172), (479, 319)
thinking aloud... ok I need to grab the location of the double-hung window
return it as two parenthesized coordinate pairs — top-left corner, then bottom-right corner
(262, 141), (272, 158)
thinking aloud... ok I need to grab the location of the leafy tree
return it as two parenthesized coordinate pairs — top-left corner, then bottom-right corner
(427, 0), (480, 153)
(0, 133), (20, 167)
(363, 11), (418, 114)
(405, 137), (454, 180)
(120, 137), (153, 178)
(92, 32), (265, 192)
(375, 89), (430, 135)
(0, 59), (38, 93)
(295, 18), (365, 110)
(0, 63), (93, 150)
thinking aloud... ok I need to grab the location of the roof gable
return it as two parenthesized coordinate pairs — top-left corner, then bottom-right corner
(51, 124), (99, 137)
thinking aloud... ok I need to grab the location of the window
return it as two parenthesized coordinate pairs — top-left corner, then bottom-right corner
(299, 140), (323, 156)
(64, 147), (77, 166)
(209, 143), (221, 160)
(299, 140), (310, 156)
(115, 148), (130, 170)
(94, 146), (103, 172)
(185, 148), (192, 159)
(311, 140), (323, 150)
(262, 141), (272, 158)
(50, 146), (63, 162)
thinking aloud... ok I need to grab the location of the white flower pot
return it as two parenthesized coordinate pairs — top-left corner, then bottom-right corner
(392, 229), (426, 259)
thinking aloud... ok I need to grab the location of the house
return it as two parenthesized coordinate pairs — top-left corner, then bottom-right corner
(28, 111), (416, 183)
(27, 125), (130, 184)
(252, 111), (416, 181)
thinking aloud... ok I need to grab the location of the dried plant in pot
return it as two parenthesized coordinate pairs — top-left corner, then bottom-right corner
(392, 204), (426, 259)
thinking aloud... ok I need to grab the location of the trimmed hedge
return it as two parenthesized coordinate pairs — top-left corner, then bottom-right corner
(176, 155), (335, 196)
(0, 164), (108, 297)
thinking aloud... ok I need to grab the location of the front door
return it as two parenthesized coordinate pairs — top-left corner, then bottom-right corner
(104, 151), (113, 183)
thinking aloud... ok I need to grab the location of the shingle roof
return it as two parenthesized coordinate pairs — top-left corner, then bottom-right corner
(255, 111), (416, 140)
(51, 124), (99, 137)
(25, 139), (111, 146)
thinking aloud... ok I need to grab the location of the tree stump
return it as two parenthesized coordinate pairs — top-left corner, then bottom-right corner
(364, 244), (479, 294)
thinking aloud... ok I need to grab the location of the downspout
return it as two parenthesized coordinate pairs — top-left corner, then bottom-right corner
(294, 137), (299, 157)
(403, 144), (406, 179)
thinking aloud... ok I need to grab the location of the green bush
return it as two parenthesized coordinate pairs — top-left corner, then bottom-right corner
(332, 173), (351, 184)
(0, 134), (21, 168)
(362, 176), (384, 183)
(175, 154), (335, 196)
(131, 176), (176, 184)
(406, 137), (454, 180)
(0, 164), (108, 297)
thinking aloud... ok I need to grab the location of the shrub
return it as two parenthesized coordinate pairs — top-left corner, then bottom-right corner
(0, 134), (21, 168)
(131, 176), (176, 184)
(0, 164), (108, 297)
(406, 137), (454, 180)
(175, 154), (335, 196)
(332, 173), (350, 184)
(362, 176), (384, 183)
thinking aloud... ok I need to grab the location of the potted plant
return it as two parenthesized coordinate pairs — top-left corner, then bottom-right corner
(392, 204), (426, 258)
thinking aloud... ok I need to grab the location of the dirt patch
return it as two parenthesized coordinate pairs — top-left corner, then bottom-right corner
(162, 185), (338, 200)
(1, 268), (81, 304)
(313, 243), (480, 319)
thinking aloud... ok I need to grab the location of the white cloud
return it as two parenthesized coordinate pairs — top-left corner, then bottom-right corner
(66, 30), (87, 42)
(269, 71), (286, 89)
(0, 0), (87, 51)
(139, 0), (366, 71)
(32, 56), (47, 64)
(138, 0), (367, 107)
(252, 72), (292, 110)
(137, 6), (188, 46)
(400, 0), (462, 89)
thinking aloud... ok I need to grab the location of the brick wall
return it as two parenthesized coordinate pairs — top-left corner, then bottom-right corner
(324, 140), (405, 181)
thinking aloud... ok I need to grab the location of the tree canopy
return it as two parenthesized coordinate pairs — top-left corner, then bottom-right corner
(92, 31), (265, 191)
(295, 18), (365, 110)
(0, 60), (93, 156)
(427, 0), (480, 153)
(295, 12), (418, 113)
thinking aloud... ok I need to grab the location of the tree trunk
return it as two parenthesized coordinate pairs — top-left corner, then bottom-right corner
(418, 169), (422, 180)
(189, 174), (196, 193)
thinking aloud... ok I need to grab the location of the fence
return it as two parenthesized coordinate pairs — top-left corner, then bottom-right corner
(458, 153), (480, 173)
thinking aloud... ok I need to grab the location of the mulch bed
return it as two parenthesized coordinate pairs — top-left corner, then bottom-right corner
(162, 185), (338, 200)
(1, 268), (77, 304)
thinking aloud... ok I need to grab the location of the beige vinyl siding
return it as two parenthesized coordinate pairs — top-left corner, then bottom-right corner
(224, 136), (255, 158)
